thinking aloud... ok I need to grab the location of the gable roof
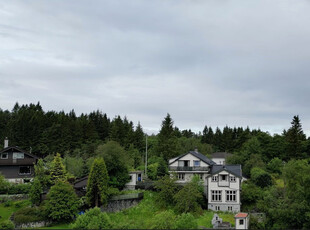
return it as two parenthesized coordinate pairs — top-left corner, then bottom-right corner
(209, 164), (242, 178)
(211, 152), (232, 159)
(169, 151), (216, 166)
(0, 146), (39, 159)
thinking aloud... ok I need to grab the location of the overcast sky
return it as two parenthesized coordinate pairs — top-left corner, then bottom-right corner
(1, 0), (310, 135)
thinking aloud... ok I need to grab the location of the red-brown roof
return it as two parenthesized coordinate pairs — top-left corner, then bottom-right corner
(235, 213), (248, 218)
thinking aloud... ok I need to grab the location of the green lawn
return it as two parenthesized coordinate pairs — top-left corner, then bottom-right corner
(0, 200), (31, 223)
(39, 223), (72, 229)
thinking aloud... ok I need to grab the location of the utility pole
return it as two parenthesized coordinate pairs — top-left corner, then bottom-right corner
(145, 134), (148, 178)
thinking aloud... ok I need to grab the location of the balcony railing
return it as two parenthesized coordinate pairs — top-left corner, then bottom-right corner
(169, 166), (210, 172)
(0, 158), (36, 166)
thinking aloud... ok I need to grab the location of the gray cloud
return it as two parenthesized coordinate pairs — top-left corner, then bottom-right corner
(1, 0), (310, 135)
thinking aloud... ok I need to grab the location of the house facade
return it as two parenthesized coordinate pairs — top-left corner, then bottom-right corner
(0, 138), (38, 183)
(169, 150), (242, 212)
(125, 171), (143, 190)
(211, 152), (232, 165)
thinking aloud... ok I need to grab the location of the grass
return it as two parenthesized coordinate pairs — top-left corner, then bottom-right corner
(0, 200), (31, 223)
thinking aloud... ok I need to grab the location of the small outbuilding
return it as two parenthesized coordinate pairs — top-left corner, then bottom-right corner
(235, 213), (249, 229)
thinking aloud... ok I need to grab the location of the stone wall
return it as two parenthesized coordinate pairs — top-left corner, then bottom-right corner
(101, 193), (144, 212)
(14, 221), (51, 229)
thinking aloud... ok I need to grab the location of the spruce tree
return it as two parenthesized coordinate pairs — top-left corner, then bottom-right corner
(50, 153), (67, 184)
(86, 158), (109, 207)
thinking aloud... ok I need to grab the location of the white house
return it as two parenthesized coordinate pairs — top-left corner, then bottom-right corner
(207, 165), (242, 212)
(168, 150), (215, 195)
(125, 171), (143, 190)
(169, 150), (242, 212)
(211, 152), (232, 165)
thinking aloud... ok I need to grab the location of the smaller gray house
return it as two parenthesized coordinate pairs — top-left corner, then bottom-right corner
(0, 138), (39, 183)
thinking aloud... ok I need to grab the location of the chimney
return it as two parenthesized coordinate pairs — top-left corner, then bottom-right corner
(4, 137), (9, 148)
(194, 147), (198, 153)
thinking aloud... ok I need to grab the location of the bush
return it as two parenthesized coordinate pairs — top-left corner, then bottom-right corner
(0, 220), (14, 229)
(174, 213), (198, 229)
(4, 200), (12, 207)
(150, 210), (176, 229)
(251, 167), (273, 188)
(13, 206), (46, 224)
(45, 181), (79, 222)
(71, 207), (112, 229)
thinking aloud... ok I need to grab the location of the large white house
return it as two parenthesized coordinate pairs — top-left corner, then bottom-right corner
(168, 150), (242, 212)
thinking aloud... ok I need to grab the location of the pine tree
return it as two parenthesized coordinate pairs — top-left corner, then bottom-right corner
(285, 115), (306, 160)
(157, 114), (178, 161)
(86, 158), (109, 207)
(50, 153), (67, 184)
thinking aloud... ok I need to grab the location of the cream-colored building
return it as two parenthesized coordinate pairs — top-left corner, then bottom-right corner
(125, 171), (143, 190)
(169, 150), (242, 212)
(235, 213), (250, 229)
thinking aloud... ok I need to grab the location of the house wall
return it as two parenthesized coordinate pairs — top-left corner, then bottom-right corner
(125, 172), (143, 190)
(0, 165), (35, 179)
(169, 154), (210, 167)
(207, 171), (241, 212)
(235, 217), (249, 229)
(211, 157), (225, 165)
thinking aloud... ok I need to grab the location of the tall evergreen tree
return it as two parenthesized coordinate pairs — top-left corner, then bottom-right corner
(86, 158), (109, 207)
(50, 153), (67, 184)
(157, 114), (178, 162)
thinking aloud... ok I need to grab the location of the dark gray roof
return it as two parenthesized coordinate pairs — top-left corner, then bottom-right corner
(211, 152), (232, 159)
(209, 165), (242, 178)
(0, 146), (39, 159)
(169, 151), (216, 166)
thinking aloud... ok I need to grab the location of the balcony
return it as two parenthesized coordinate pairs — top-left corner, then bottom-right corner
(169, 166), (210, 172)
(0, 158), (36, 166)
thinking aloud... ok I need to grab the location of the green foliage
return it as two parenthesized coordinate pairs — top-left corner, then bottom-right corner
(34, 159), (50, 189)
(241, 181), (263, 209)
(45, 181), (79, 222)
(147, 162), (159, 180)
(50, 153), (67, 184)
(154, 175), (178, 208)
(95, 141), (129, 189)
(150, 210), (176, 229)
(267, 157), (283, 174)
(64, 156), (85, 178)
(174, 176), (204, 213)
(13, 206), (46, 224)
(174, 213), (198, 229)
(0, 174), (10, 194)
(71, 207), (112, 229)
(0, 220), (14, 229)
(251, 167), (272, 188)
(86, 158), (109, 207)
(29, 178), (42, 205)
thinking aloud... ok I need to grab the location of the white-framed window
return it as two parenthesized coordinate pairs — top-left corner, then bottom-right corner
(211, 190), (222, 202)
(215, 206), (220, 211)
(19, 166), (31, 175)
(194, 160), (200, 167)
(239, 219), (244, 225)
(228, 206), (232, 211)
(178, 173), (185, 180)
(212, 176), (218, 182)
(226, 190), (237, 202)
(1, 153), (8, 159)
(13, 152), (24, 159)
(230, 176), (236, 182)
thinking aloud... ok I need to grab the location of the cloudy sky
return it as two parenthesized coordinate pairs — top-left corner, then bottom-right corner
(1, 0), (310, 135)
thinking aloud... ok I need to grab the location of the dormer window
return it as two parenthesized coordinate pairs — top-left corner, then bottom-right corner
(1, 153), (8, 159)
(220, 175), (227, 181)
(194, 160), (200, 167)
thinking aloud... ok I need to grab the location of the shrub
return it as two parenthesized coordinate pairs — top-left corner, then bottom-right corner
(174, 213), (198, 229)
(45, 181), (79, 222)
(71, 207), (112, 229)
(154, 175), (178, 208)
(0, 220), (14, 229)
(150, 210), (176, 229)
(4, 200), (12, 207)
(251, 167), (273, 188)
(13, 206), (46, 224)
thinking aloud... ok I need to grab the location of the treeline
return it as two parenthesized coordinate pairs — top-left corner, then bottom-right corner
(0, 102), (309, 165)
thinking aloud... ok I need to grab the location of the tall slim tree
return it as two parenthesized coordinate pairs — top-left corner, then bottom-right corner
(86, 158), (109, 207)
(50, 153), (67, 184)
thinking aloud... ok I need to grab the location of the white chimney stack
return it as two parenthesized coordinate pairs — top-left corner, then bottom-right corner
(4, 137), (8, 148)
